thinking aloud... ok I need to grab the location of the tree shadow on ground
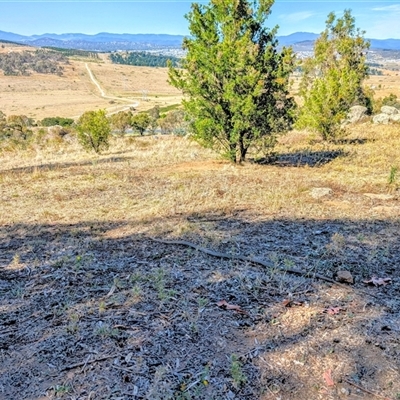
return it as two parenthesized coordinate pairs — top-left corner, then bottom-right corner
(1, 215), (399, 399)
(253, 150), (346, 167)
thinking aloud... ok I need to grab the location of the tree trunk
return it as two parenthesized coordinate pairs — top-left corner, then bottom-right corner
(237, 137), (248, 163)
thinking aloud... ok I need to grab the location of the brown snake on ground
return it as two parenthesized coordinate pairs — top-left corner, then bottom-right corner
(150, 238), (338, 284)
(149, 238), (380, 298)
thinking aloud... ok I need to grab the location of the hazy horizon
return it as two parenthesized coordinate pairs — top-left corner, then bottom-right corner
(1, 1), (400, 40)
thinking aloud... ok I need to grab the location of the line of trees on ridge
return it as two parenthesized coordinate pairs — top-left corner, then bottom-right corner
(110, 51), (180, 68)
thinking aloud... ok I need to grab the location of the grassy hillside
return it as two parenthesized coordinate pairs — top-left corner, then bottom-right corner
(0, 53), (182, 120)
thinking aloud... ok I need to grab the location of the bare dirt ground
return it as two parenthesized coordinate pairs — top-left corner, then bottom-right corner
(1, 123), (400, 399)
(0, 49), (182, 120)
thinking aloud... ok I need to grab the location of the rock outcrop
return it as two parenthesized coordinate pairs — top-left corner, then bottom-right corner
(380, 106), (399, 115)
(347, 105), (368, 124)
(373, 105), (400, 124)
(373, 113), (390, 124)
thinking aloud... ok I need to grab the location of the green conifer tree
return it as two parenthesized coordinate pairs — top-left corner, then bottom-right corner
(297, 10), (371, 140)
(169, 0), (295, 163)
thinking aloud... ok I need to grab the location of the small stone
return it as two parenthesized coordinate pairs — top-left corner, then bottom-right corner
(336, 270), (354, 284)
(340, 387), (350, 396)
(347, 105), (368, 124)
(310, 187), (333, 199)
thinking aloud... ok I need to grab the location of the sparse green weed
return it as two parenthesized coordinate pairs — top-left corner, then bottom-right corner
(98, 300), (106, 314)
(95, 324), (119, 338)
(52, 256), (68, 269)
(129, 272), (143, 284)
(67, 313), (80, 334)
(150, 268), (177, 301)
(230, 354), (247, 388)
(54, 384), (71, 397)
(197, 297), (208, 310)
(10, 283), (25, 299)
(131, 284), (142, 302)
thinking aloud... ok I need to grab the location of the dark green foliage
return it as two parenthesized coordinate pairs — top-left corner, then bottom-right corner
(297, 10), (371, 140)
(41, 117), (75, 127)
(76, 110), (111, 153)
(0, 49), (67, 76)
(168, 0), (295, 163)
(131, 113), (151, 135)
(110, 51), (180, 68)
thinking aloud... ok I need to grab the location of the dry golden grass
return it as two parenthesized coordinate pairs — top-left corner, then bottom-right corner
(1, 123), (399, 235)
(368, 71), (400, 99)
(0, 42), (33, 53)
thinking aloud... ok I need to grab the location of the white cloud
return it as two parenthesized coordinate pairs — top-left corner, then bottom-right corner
(279, 11), (315, 23)
(372, 4), (400, 13)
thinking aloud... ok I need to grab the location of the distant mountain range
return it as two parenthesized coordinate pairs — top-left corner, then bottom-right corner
(1, 30), (400, 51)
(0, 31), (185, 51)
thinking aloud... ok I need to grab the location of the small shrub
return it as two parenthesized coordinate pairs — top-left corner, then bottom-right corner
(76, 109), (110, 153)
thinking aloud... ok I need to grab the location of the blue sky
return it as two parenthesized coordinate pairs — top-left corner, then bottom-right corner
(0, 1), (400, 39)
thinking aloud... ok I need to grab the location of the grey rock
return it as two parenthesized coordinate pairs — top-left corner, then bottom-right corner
(381, 105), (399, 115)
(390, 114), (400, 123)
(336, 270), (354, 284)
(373, 113), (390, 124)
(347, 105), (368, 123)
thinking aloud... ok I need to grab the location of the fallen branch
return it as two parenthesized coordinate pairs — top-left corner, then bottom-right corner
(150, 238), (379, 298)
